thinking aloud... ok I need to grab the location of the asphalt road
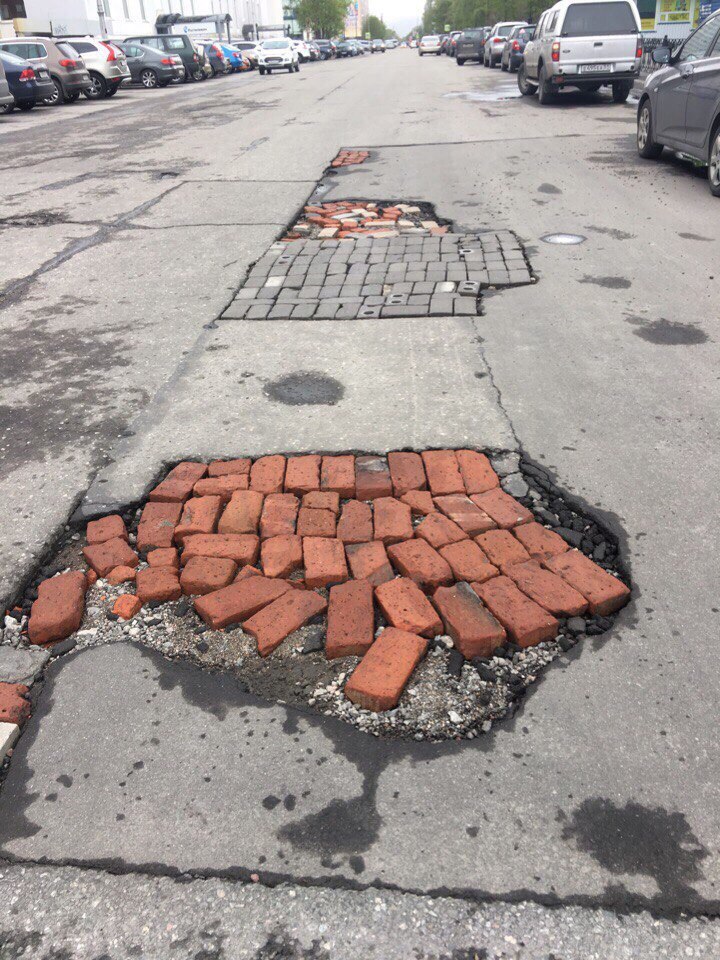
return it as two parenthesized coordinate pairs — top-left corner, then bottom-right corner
(1, 50), (719, 958)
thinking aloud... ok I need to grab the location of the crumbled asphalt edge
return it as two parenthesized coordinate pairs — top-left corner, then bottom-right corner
(0, 451), (631, 786)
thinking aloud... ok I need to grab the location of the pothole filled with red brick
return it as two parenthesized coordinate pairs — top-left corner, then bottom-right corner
(5, 451), (631, 744)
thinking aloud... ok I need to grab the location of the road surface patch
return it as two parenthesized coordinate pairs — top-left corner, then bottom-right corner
(331, 149), (370, 167)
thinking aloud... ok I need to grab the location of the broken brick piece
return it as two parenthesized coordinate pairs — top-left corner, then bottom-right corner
(326, 579), (375, 659)
(194, 576), (292, 630)
(421, 450), (464, 496)
(506, 560), (588, 618)
(148, 462), (208, 503)
(250, 455), (286, 495)
(387, 451), (427, 496)
(86, 514), (127, 545)
(475, 529), (531, 573)
(235, 565), (262, 581)
(147, 548), (179, 569)
(284, 455), (321, 495)
(136, 502), (182, 551)
(386, 539), (453, 592)
(193, 475), (249, 501)
(472, 576), (558, 647)
(512, 522), (569, 562)
(260, 493), (299, 539)
(297, 507), (337, 538)
(303, 537), (348, 588)
(208, 458), (251, 477)
(433, 494), (496, 536)
(415, 512), (469, 550)
(0, 683), (31, 725)
(355, 456), (392, 501)
(375, 577), (442, 638)
(321, 455), (355, 498)
(261, 535), (303, 578)
(344, 627), (427, 712)
(181, 556), (237, 596)
(136, 567), (182, 604)
(302, 491), (340, 514)
(345, 541), (395, 587)
(181, 534), (260, 568)
(244, 589), (327, 657)
(400, 490), (436, 516)
(28, 571), (87, 646)
(113, 594), (142, 620)
(218, 490), (264, 536)
(106, 565), (137, 586)
(543, 550), (630, 616)
(439, 540), (498, 584)
(83, 538), (139, 578)
(174, 495), (223, 544)
(471, 488), (533, 529)
(432, 583), (506, 659)
(455, 450), (500, 495)
(337, 500), (373, 544)
(373, 497), (413, 545)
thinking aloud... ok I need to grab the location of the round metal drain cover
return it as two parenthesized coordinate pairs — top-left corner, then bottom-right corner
(541, 233), (586, 245)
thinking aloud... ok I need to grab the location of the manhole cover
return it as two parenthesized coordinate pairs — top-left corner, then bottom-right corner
(541, 233), (587, 245)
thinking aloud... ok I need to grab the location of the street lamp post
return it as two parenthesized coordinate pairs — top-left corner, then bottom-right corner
(96, 0), (108, 37)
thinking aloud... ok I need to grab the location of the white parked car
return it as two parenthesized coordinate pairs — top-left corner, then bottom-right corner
(418, 35), (442, 55)
(258, 39), (300, 74)
(291, 39), (311, 63)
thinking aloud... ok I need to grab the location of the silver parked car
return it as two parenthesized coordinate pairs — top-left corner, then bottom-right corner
(0, 36), (92, 105)
(0, 54), (13, 111)
(64, 37), (130, 99)
(638, 9), (720, 197)
(484, 21), (527, 67)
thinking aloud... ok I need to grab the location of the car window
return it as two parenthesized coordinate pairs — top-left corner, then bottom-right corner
(497, 25), (515, 36)
(69, 41), (96, 53)
(56, 42), (80, 58)
(165, 37), (187, 50)
(3, 42), (28, 57)
(677, 18), (720, 61)
(0, 49), (27, 65)
(560, 2), (637, 36)
(143, 38), (161, 48)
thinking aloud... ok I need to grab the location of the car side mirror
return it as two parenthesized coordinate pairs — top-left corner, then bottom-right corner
(652, 46), (671, 64)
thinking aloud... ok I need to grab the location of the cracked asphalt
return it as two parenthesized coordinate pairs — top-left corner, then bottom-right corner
(1, 50), (719, 958)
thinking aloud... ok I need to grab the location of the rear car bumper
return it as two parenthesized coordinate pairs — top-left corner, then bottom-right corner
(553, 68), (639, 85)
(64, 72), (93, 92)
(457, 47), (480, 60)
(34, 77), (56, 99)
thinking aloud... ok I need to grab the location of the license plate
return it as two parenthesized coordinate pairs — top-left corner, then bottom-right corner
(38, 70), (49, 78)
(580, 63), (612, 73)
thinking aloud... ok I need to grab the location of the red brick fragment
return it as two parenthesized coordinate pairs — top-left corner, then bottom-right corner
(421, 450), (464, 496)
(181, 534), (259, 568)
(28, 571), (87, 646)
(302, 491), (340, 514)
(174, 496), (223, 544)
(375, 577), (442, 638)
(0, 683), (31, 725)
(472, 576), (558, 647)
(136, 567), (181, 604)
(83, 538), (139, 578)
(345, 541), (394, 587)
(86, 570), (98, 587)
(543, 550), (630, 616)
(260, 493), (299, 539)
(415, 512), (468, 550)
(113, 594), (142, 620)
(193, 475), (249, 501)
(303, 538), (348, 588)
(387, 452), (427, 496)
(373, 497), (413, 545)
(321, 455), (355, 498)
(455, 450), (500, 495)
(297, 507), (337, 538)
(181, 556), (237, 596)
(194, 576), (291, 630)
(355, 456), (392, 501)
(506, 560), (588, 617)
(438, 540), (498, 584)
(337, 500), (373, 544)
(344, 627), (427, 712)
(147, 548), (179, 569)
(148, 462), (207, 503)
(512, 522), (569, 562)
(471, 488), (533, 529)
(475, 529), (531, 573)
(218, 490), (264, 535)
(284, 455), (321, 495)
(400, 490), (436, 515)
(107, 566), (137, 586)
(250, 455), (286, 494)
(86, 514), (127, 545)
(136, 502), (182, 551)
(261, 535), (303, 578)
(208, 458), (251, 478)
(433, 494), (496, 536)
(432, 583), (506, 658)
(244, 590), (327, 657)
(386, 539), (453, 592)
(235, 565), (261, 581)
(326, 580), (375, 659)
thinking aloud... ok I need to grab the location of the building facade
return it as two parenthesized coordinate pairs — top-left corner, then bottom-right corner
(344, 0), (369, 38)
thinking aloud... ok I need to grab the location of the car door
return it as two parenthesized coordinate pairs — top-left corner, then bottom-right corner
(525, 12), (545, 76)
(655, 18), (720, 142)
(684, 22), (720, 151)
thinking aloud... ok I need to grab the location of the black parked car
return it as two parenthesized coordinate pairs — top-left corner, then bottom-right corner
(0, 49), (55, 113)
(456, 29), (485, 65)
(501, 24), (535, 72)
(335, 40), (356, 58)
(315, 40), (336, 59)
(119, 41), (185, 88)
(124, 34), (207, 81)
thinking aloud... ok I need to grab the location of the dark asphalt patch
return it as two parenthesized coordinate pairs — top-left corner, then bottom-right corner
(627, 317), (709, 345)
(579, 275), (631, 289)
(263, 372), (344, 405)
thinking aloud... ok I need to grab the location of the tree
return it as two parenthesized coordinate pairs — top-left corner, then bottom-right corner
(362, 14), (388, 38)
(295, 0), (347, 37)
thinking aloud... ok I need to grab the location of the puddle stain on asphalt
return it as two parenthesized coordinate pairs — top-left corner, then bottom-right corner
(263, 371), (345, 406)
(578, 275), (632, 289)
(625, 316), (709, 345)
(585, 225), (636, 241)
(537, 183), (562, 195)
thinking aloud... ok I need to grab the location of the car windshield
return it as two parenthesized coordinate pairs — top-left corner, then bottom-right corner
(561, 2), (637, 36)
(497, 25), (516, 37)
(462, 30), (482, 38)
(423, 36), (439, 42)
(263, 40), (289, 49)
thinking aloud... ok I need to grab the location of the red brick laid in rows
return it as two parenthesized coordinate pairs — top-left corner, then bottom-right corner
(387, 451), (427, 496)
(344, 627), (427, 712)
(284, 455), (321, 496)
(28, 571), (87, 646)
(400, 490), (435, 515)
(148, 462), (207, 503)
(303, 537), (348, 588)
(475, 529), (531, 573)
(218, 490), (264, 536)
(174, 495), (223, 544)
(0, 683), (31, 725)
(326, 579), (375, 659)
(543, 550), (630, 616)
(471, 488), (533, 530)
(321, 455), (355, 498)
(302, 490), (340, 514)
(345, 540), (395, 587)
(250, 455), (286, 495)
(244, 589), (327, 658)
(375, 577), (442, 638)
(260, 493), (299, 539)
(438, 540), (498, 584)
(136, 567), (182, 604)
(373, 497), (413, 545)
(355, 456), (392, 501)
(433, 494), (496, 536)
(136, 502), (182, 551)
(83, 538), (139, 578)
(432, 583), (506, 659)
(113, 594), (142, 620)
(181, 556), (237, 596)
(455, 449), (500, 495)
(415, 512), (469, 550)
(107, 566), (136, 586)
(512, 521), (569, 562)
(506, 560), (588, 618)
(260, 535), (303, 578)
(297, 507), (336, 538)
(421, 450), (464, 496)
(194, 576), (291, 630)
(181, 534), (259, 568)
(386, 539), (453, 592)
(208, 458), (251, 478)
(193, 475), (249, 501)
(336, 500), (373, 544)
(86, 514), (127, 545)
(147, 548), (179, 569)
(472, 576), (558, 647)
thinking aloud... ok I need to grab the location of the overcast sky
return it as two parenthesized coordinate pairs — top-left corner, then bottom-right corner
(375, 0), (424, 33)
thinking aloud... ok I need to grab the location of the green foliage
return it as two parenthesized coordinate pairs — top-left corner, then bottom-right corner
(295, 0), (347, 37)
(422, 0), (545, 34)
(362, 14), (389, 38)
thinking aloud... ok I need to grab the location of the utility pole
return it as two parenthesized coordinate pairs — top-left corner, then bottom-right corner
(96, 0), (108, 37)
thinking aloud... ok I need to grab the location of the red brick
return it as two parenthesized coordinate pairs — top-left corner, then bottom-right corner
(147, 548), (179, 569)
(193, 475), (249, 501)
(475, 529), (531, 573)
(136, 567), (182, 604)
(86, 570), (98, 587)
(455, 450), (500, 495)
(106, 565), (137, 586)
(83, 538), (139, 578)
(506, 560), (588, 617)
(244, 590), (327, 657)
(284, 455), (321, 495)
(218, 490), (264, 535)
(375, 577), (442, 638)
(432, 583), (506, 658)
(148, 462), (207, 503)
(355, 456), (392, 501)
(421, 450), (464, 496)
(303, 538), (348, 588)
(326, 579), (375, 659)
(0, 683), (31, 725)
(345, 541), (394, 586)
(28, 571), (87, 646)
(439, 540), (498, 584)
(433, 494), (496, 536)
(181, 534), (260, 568)
(344, 627), (427, 712)
(113, 594), (142, 620)
(208, 458), (251, 478)
(174, 495), (223, 544)
(235, 565), (262, 581)
(387, 451), (427, 496)
(472, 576), (558, 647)
(337, 500), (373, 544)
(512, 522), (569, 562)
(297, 507), (337, 538)
(321, 455), (355, 498)
(261, 535), (303, 578)
(372, 497), (412, 545)
(250, 455), (286, 494)
(260, 493), (299, 539)
(471, 488), (533, 529)
(302, 491), (340, 514)
(136, 502), (182, 551)
(386, 539), (453, 592)
(86, 514), (127, 545)
(181, 556), (237, 595)
(194, 576), (291, 629)
(415, 512), (468, 550)
(400, 490), (436, 515)
(543, 550), (630, 616)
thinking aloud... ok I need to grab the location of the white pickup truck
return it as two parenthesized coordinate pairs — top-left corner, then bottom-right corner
(518, 0), (643, 104)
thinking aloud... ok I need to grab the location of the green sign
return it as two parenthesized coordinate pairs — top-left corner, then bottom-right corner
(365, 31), (371, 38)
(444, 23), (451, 30)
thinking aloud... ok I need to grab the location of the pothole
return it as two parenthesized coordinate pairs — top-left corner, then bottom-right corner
(263, 372), (345, 405)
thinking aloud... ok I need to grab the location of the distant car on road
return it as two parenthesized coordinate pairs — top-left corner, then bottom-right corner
(501, 24), (535, 72)
(637, 9), (720, 196)
(445, 31), (463, 57)
(484, 21), (528, 67)
(419, 35), (442, 56)
(0, 36), (92, 105)
(63, 37), (130, 98)
(456, 29), (485, 65)
(315, 40), (336, 59)
(334, 40), (354, 57)
(291, 39), (311, 63)
(232, 41), (260, 68)
(371, 39), (386, 53)
(0, 49), (54, 113)
(258, 38), (300, 74)
(118, 41), (184, 88)
(198, 41), (230, 76)
(215, 42), (247, 72)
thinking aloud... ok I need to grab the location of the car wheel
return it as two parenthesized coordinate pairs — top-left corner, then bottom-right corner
(294, 62), (300, 72)
(436, 50), (440, 55)
(43, 77), (63, 106)
(140, 68), (159, 89)
(517, 62), (537, 96)
(612, 80), (632, 103)
(708, 126), (720, 196)
(17, 101), (34, 111)
(537, 64), (555, 104)
(84, 72), (107, 99)
(63, 91), (80, 103)
(457, 58), (465, 65)
(636, 100), (663, 160)
(259, 66), (266, 75)
(192, 67), (204, 81)
(105, 84), (120, 97)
